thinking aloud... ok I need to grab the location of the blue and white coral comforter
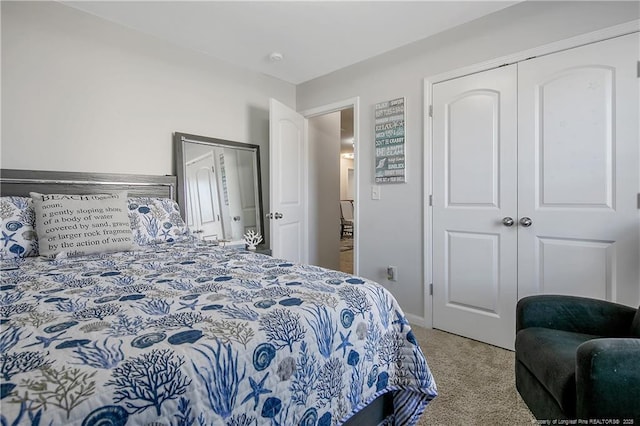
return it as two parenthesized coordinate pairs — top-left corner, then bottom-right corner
(0, 241), (437, 425)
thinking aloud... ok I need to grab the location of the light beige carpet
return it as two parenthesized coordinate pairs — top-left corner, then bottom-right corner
(339, 239), (353, 274)
(413, 327), (536, 425)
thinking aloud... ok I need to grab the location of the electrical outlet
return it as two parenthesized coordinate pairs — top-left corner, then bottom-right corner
(387, 266), (397, 281)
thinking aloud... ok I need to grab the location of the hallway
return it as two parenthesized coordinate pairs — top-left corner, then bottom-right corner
(339, 237), (353, 274)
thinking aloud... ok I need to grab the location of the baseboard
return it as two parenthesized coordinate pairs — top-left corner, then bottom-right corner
(406, 312), (428, 328)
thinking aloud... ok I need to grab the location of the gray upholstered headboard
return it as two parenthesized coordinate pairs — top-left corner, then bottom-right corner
(0, 169), (177, 200)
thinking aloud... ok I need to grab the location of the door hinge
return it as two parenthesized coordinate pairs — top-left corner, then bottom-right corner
(637, 61), (640, 78)
(428, 194), (433, 206)
(637, 193), (640, 209)
(429, 283), (433, 296)
(428, 105), (433, 118)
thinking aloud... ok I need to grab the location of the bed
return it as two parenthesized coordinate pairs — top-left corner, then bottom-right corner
(0, 169), (437, 426)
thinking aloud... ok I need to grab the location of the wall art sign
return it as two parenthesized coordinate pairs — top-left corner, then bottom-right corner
(374, 97), (406, 183)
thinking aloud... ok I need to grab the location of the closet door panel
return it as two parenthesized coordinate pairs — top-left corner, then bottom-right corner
(432, 65), (518, 350)
(517, 33), (639, 305)
(537, 67), (613, 207)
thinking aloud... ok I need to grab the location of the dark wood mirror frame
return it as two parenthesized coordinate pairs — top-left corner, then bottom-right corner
(173, 132), (265, 245)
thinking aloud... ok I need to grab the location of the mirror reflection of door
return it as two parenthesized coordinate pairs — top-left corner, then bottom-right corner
(219, 149), (258, 241)
(185, 152), (224, 240)
(175, 132), (265, 246)
(236, 150), (258, 236)
(214, 150), (232, 240)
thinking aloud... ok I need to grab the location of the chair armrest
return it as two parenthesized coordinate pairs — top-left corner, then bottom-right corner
(516, 295), (636, 336)
(576, 338), (640, 420)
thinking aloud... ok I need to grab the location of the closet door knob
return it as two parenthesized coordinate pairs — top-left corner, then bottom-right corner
(519, 217), (533, 227)
(502, 217), (515, 227)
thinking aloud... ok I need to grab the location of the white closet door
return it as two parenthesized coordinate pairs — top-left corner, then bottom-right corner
(517, 33), (640, 305)
(432, 65), (518, 350)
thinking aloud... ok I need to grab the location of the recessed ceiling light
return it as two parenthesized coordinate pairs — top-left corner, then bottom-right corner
(269, 52), (284, 62)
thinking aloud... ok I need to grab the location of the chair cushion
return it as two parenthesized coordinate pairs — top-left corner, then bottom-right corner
(516, 327), (602, 417)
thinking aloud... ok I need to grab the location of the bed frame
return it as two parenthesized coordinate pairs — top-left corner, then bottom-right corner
(0, 169), (177, 199)
(0, 168), (394, 425)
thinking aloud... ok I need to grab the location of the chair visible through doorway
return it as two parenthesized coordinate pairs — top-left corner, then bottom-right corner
(340, 200), (354, 239)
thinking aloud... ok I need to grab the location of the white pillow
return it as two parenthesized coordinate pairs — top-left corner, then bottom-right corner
(30, 191), (134, 258)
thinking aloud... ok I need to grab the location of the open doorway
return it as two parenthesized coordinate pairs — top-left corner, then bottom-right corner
(339, 108), (354, 274)
(306, 103), (357, 275)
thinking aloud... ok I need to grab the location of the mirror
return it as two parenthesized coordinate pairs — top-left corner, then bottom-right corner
(174, 132), (264, 245)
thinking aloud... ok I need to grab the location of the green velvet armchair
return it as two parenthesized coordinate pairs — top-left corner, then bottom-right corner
(515, 295), (640, 421)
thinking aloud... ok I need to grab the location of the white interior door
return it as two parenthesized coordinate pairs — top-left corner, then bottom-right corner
(432, 65), (518, 350)
(269, 98), (307, 263)
(517, 33), (640, 305)
(185, 153), (224, 241)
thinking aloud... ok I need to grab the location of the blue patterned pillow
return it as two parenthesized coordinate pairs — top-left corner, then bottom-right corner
(127, 197), (190, 245)
(0, 196), (39, 258)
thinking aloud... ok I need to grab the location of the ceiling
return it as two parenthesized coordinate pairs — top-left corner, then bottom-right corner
(62, 1), (518, 85)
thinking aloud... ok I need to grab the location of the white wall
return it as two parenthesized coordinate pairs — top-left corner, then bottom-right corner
(340, 157), (354, 200)
(0, 1), (296, 249)
(297, 1), (640, 322)
(308, 112), (341, 270)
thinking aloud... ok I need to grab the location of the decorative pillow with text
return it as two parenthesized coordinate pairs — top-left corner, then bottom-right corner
(30, 191), (134, 258)
(0, 196), (39, 259)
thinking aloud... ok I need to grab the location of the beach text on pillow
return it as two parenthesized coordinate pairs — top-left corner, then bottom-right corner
(30, 191), (134, 258)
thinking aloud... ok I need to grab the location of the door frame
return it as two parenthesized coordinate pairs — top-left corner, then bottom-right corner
(301, 97), (361, 275)
(423, 20), (639, 329)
